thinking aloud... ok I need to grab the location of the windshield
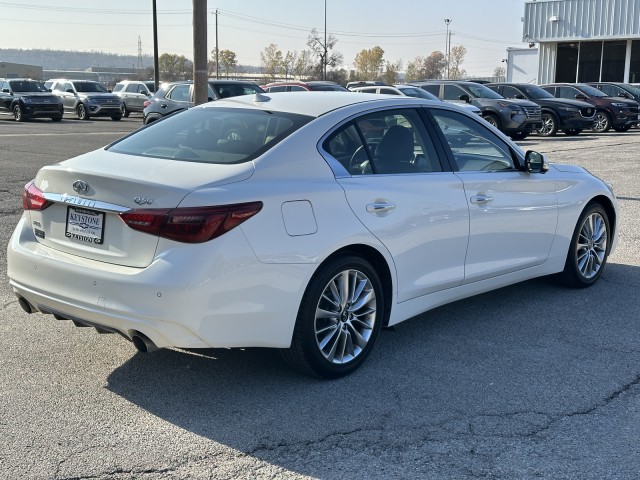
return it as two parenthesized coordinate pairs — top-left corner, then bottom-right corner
(74, 82), (109, 93)
(9, 80), (48, 93)
(107, 107), (313, 164)
(466, 83), (504, 99)
(622, 85), (640, 96)
(397, 86), (440, 101)
(577, 84), (607, 97)
(521, 85), (555, 99)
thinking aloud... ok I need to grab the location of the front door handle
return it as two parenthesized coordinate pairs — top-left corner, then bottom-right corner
(366, 202), (396, 215)
(470, 195), (493, 205)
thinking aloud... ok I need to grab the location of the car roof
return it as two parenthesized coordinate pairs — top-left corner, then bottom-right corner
(196, 91), (440, 118)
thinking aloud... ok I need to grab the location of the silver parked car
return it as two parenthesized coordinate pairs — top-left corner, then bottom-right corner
(112, 80), (156, 117)
(44, 79), (123, 121)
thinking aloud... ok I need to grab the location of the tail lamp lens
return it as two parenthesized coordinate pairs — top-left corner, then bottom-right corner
(23, 181), (51, 211)
(119, 201), (263, 243)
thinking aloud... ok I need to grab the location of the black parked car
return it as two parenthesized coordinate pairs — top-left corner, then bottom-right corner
(142, 80), (264, 125)
(588, 82), (640, 102)
(486, 83), (596, 136)
(0, 78), (63, 122)
(410, 80), (542, 140)
(540, 83), (639, 133)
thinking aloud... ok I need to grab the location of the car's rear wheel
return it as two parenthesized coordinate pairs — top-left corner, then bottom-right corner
(558, 203), (610, 288)
(281, 255), (383, 378)
(510, 131), (528, 141)
(563, 129), (582, 136)
(13, 104), (24, 122)
(538, 112), (558, 137)
(592, 111), (611, 133)
(484, 113), (501, 131)
(77, 104), (89, 120)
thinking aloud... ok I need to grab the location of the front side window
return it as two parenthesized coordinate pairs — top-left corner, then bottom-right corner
(112, 84), (124, 92)
(500, 86), (524, 99)
(443, 84), (467, 101)
(166, 84), (191, 102)
(557, 86), (581, 99)
(430, 109), (515, 172)
(107, 107), (313, 164)
(126, 84), (139, 93)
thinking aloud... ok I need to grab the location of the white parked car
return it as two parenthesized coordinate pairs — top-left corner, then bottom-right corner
(8, 92), (618, 378)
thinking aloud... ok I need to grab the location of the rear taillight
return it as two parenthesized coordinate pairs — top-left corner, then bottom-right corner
(143, 100), (151, 108)
(22, 181), (52, 211)
(119, 202), (263, 243)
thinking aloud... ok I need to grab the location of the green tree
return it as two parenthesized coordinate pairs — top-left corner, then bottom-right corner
(353, 46), (385, 80)
(405, 57), (425, 83)
(158, 53), (192, 81)
(424, 51), (446, 79)
(260, 43), (284, 81)
(382, 60), (402, 85)
(282, 51), (296, 80)
(218, 49), (238, 78)
(294, 50), (314, 80)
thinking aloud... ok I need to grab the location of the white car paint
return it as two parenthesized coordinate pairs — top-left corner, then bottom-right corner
(7, 92), (619, 375)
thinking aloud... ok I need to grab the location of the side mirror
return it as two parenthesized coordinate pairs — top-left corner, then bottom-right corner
(107, 89), (112, 93)
(1, 88), (9, 93)
(515, 94), (525, 100)
(524, 150), (548, 174)
(47, 88), (52, 92)
(459, 94), (470, 103)
(65, 89), (75, 94)
(575, 94), (587, 100)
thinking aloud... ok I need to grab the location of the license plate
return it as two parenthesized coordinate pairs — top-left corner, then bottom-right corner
(65, 206), (105, 244)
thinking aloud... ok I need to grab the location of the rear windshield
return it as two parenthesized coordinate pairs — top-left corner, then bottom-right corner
(107, 107), (313, 164)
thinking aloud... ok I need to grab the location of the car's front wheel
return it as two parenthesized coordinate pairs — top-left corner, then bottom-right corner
(613, 125), (631, 132)
(563, 129), (582, 136)
(484, 113), (501, 131)
(538, 112), (558, 137)
(121, 104), (130, 118)
(558, 203), (610, 288)
(592, 111), (611, 133)
(281, 255), (384, 378)
(13, 104), (25, 122)
(77, 104), (89, 120)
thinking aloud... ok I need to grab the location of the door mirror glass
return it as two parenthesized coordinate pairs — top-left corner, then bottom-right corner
(459, 94), (470, 103)
(524, 150), (548, 173)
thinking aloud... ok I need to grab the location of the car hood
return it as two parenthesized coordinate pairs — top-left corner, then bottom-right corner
(534, 97), (594, 109)
(549, 163), (588, 174)
(77, 92), (120, 101)
(15, 92), (61, 101)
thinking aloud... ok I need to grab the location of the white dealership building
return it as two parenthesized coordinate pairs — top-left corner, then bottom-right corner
(517, 0), (640, 83)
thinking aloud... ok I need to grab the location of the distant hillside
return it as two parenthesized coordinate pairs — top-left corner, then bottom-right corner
(0, 48), (153, 71)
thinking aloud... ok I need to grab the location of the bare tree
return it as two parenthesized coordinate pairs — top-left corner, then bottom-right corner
(382, 60), (402, 85)
(260, 43), (284, 81)
(294, 50), (314, 80)
(307, 28), (343, 80)
(493, 66), (506, 79)
(448, 45), (467, 79)
(282, 51), (297, 80)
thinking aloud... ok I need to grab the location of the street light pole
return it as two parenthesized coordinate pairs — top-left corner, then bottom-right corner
(444, 18), (451, 79)
(323, 0), (327, 81)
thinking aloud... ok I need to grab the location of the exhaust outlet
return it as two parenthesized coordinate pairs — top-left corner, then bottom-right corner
(17, 296), (33, 314)
(131, 333), (158, 353)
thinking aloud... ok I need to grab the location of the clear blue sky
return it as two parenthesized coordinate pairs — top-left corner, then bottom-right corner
(1, 0), (529, 76)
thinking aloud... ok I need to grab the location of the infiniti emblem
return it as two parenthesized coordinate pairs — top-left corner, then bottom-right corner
(72, 180), (89, 194)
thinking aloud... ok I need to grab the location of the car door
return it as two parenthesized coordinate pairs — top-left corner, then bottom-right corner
(325, 107), (469, 302)
(428, 108), (558, 283)
(54, 81), (76, 112)
(124, 83), (145, 110)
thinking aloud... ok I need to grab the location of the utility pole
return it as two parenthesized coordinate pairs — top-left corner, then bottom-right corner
(215, 9), (219, 79)
(193, 0), (208, 105)
(152, 0), (160, 90)
(444, 18), (451, 79)
(323, 0), (327, 80)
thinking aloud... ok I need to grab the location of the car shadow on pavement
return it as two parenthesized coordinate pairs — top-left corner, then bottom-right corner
(105, 262), (640, 477)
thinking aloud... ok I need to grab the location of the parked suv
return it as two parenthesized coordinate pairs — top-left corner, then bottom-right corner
(142, 80), (264, 125)
(261, 81), (348, 92)
(540, 83), (639, 133)
(112, 80), (156, 117)
(588, 82), (640, 103)
(0, 78), (63, 122)
(486, 83), (596, 136)
(411, 80), (542, 139)
(44, 79), (123, 121)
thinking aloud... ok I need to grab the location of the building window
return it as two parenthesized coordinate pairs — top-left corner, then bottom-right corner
(629, 41), (640, 83)
(578, 41), (602, 82)
(601, 41), (626, 82)
(556, 43), (579, 82)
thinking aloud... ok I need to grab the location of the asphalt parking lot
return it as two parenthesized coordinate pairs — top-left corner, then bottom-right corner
(1, 117), (639, 479)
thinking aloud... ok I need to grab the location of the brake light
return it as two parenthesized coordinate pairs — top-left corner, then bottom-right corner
(22, 181), (52, 211)
(119, 202), (263, 243)
(143, 100), (151, 108)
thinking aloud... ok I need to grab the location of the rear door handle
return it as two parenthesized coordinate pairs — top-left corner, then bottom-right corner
(470, 195), (493, 205)
(366, 202), (396, 215)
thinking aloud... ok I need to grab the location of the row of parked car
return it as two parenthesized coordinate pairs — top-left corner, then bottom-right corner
(4, 76), (640, 141)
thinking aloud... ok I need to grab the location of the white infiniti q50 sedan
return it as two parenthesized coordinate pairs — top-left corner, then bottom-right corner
(7, 92), (618, 378)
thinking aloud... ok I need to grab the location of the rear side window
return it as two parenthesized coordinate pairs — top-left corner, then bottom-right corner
(107, 107), (313, 164)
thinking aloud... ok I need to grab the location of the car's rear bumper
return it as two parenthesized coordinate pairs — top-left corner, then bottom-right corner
(7, 215), (310, 350)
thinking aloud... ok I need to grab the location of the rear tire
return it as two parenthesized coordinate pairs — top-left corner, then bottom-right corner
(281, 255), (384, 378)
(557, 203), (610, 288)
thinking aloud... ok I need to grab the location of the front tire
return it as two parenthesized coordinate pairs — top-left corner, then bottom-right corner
(538, 112), (558, 137)
(77, 104), (89, 120)
(592, 111), (611, 133)
(121, 104), (130, 118)
(613, 125), (631, 132)
(558, 203), (610, 288)
(563, 129), (582, 136)
(281, 255), (384, 378)
(13, 104), (24, 122)
(484, 113), (501, 131)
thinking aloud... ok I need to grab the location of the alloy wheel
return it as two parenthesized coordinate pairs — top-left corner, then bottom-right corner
(575, 212), (608, 280)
